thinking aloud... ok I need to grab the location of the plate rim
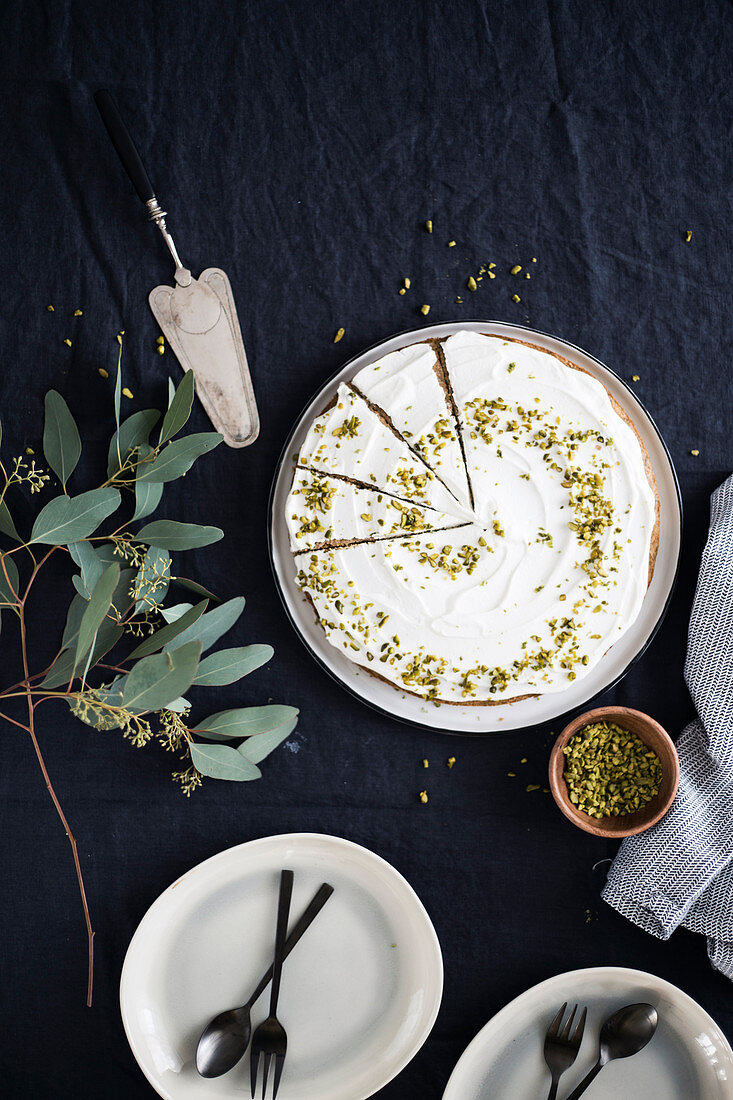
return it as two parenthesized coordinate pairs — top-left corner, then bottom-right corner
(119, 831), (444, 1100)
(267, 319), (683, 736)
(441, 964), (733, 1099)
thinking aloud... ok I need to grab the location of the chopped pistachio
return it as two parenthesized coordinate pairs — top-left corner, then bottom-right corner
(467, 276), (477, 291)
(157, 345), (165, 355)
(156, 335), (165, 345)
(399, 288), (406, 295)
(690, 448), (700, 456)
(46, 304), (54, 311)
(526, 784), (541, 792)
(512, 294), (520, 303)
(510, 265), (522, 275)
(532, 257), (537, 262)
(632, 374), (640, 382)
(98, 367), (109, 379)
(422, 759), (429, 768)
(563, 720), (662, 818)
(446, 756), (455, 769)
(488, 271), (496, 279)
(425, 220), (433, 233)
(685, 229), (692, 242)
(73, 308), (83, 316)
(447, 240), (456, 247)
(63, 338), (72, 347)
(121, 386), (134, 399)
(404, 277), (411, 288)
(420, 304), (430, 315)
(333, 327), (345, 343)
(419, 789), (429, 803)
(25, 446), (34, 455)
(524, 273), (531, 279)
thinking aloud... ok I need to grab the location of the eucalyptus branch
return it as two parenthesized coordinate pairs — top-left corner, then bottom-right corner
(0, 351), (299, 1005)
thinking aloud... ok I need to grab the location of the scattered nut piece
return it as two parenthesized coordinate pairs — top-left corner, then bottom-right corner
(467, 276), (477, 291)
(63, 338), (72, 347)
(690, 448), (700, 456)
(419, 790), (428, 803)
(46, 304), (55, 312)
(526, 783), (541, 792)
(447, 240), (456, 247)
(510, 264), (522, 275)
(157, 345), (165, 355)
(488, 262), (496, 270)
(532, 257), (537, 263)
(404, 277), (411, 289)
(334, 327), (345, 343)
(98, 368), (109, 379)
(399, 288), (406, 295)
(488, 271), (496, 279)
(25, 447), (34, 455)
(446, 756), (455, 769)
(420, 304), (430, 315)
(73, 308), (83, 316)
(512, 294), (521, 303)
(520, 757), (528, 764)
(422, 759), (429, 768)
(632, 374), (640, 382)
(685, 229), (692, 242)
(425, 220), (433, 233)
(156, 335), (165, 345)
(525, 273), (531, 279)
(121, 386), (134, 399)
(507, 772), (516, 777)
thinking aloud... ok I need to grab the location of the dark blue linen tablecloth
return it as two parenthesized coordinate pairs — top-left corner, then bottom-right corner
(0, 1), (731, 1096)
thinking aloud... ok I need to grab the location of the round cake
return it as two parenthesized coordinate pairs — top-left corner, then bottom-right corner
(286, 331), (659, 705)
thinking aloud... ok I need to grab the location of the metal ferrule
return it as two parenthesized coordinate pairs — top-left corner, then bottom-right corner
(145, 197), (185, 272)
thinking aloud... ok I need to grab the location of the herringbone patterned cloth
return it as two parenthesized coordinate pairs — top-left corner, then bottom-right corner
(602, 474), (733, 978)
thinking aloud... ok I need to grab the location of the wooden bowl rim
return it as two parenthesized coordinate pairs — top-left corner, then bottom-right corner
(548, 705), (680, 838)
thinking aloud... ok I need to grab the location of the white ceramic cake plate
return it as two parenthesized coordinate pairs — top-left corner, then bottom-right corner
(442, 966), (733, 1099)
(120, 833), (443, 1100)
(268, 320), (682, 734)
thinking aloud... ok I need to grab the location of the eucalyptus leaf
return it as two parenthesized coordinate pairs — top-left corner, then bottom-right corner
(127, 600), (208, 660)
(31, 488), (121, 545)
(69, 540), (104, 597)
(159, 370), (194, 445)
(107, 409), (160, 477)
(121, 640), (202, 713)
(195, 704), (299, 741)
(189, 740), (261, 782)
(160, 603), (193, 624)
(0, 554), (20, 606)
(62, 593), (88, 649)
(0, 500), (20, 541)
(94, 543), (118, 566)
(42, 618), (124, 689)
(238, 720), (297, 764)
(134, 520), (223, 551)
(75, 563), (120, 666)
(193, 644), (273, 687)
(43, 391), (82, 489)
(110, 567), (137, 618)
(167, 377), (176, 406)
(171, 576), (222, 603)
(133, 546), (171, 613)
(132, 478), (163, 522)
(114, 358), (122, 428)
(163, 596), (244, 655)
(136, 433), (222, 484)
(164, 695), (190, 714)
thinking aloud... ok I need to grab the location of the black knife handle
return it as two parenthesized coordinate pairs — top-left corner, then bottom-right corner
(94, 89), (156, 206)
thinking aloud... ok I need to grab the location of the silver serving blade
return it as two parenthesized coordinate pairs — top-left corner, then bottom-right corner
(149, 267), (259, 448)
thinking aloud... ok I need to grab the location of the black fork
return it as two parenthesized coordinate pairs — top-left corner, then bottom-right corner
(543, 1001), (587, 1100)
(250, 869), (294, 1099)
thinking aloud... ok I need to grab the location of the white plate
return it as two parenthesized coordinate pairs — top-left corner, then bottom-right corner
(120, 833), (443, 1100)
(442, 966), (733, 1099)
(269, 320), (682, 734)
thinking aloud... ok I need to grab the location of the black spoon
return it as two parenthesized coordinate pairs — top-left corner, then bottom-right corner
(565, 1002), (658, 1099)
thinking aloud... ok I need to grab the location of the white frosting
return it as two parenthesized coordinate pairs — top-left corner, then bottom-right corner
(286, 467), (468, 552)
(289, 333), (657, 703)
(350, 342), (471, 503)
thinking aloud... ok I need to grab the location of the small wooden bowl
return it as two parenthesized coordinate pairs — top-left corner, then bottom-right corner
(548, 706), (680, 838)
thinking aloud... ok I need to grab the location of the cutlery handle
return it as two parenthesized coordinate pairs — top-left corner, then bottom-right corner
(269, 869), (294, 1015)
(546, 1082), (559, 1100)
(94, 90), (156, 205)
(247, 882), (334, 1006)
(564, 1059), (602, 1100)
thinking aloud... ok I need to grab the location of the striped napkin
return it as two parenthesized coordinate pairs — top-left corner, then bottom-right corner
(602, 474), (733, 979)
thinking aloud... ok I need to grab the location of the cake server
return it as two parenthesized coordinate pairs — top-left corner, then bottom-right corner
(94, 90), (259, 448)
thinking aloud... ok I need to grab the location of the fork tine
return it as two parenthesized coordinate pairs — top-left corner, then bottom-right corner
(272, 1053), (286, 1100)
(250, 1050), (259, 1099)
(559, 1003), (577, 1040)
(547, 1001), (567, 1038)
(572, 1006), (588, 1047)
(261, 1052), (272, 1100)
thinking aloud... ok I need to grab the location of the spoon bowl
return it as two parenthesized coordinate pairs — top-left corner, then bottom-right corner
(566, 1002), (658, 1100)
(196, 1005), (253, 1078)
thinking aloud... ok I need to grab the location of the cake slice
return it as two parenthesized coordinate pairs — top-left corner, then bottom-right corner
(286, 467), (469, 552)
(296, 382), (472, 520)
(350, 341), (472, 506)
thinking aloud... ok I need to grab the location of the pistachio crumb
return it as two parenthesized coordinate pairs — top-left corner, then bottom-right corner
(532, 257), (537, 262)
(422, 758), (429, 768)
(73, 308), (83, 316)
(685, 229), (692, 242)
(121, 386), (134, 399)
(467, 276), (477, 291)
(510, 264), (522, 275)
(419, 789), (428, 803)
(25, 446), (34, 455)
(399, 288), (406, 295)
(425, 220), (433, 233)
(690, 448), (700, 456)
(526, 783), (541, 792)
(46, 304), (54, 312)
(447, 240), (456, 247)
(420, 304), (430, 315)
(524, 273), (531, 279)
(512, 294), (521, 303)
(632, 374), (640, 382)
(404, 277), (411, 289)
(446, 756), (455, 769)
(157, 345), (165, 355)
(98, 367), (109, 379)
(63, 338), (72, 347)
(488, 271), (496, 279)
(334, 327), (345, 343)
(507, 771), (516, 777)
